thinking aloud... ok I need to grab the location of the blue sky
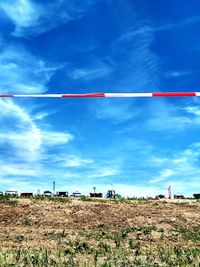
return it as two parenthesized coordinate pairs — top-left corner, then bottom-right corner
(0, 0), (200, 197)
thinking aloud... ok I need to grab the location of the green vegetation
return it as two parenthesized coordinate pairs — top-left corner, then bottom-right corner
(0, 242), (199, 266)
(0, 195), (18, 206)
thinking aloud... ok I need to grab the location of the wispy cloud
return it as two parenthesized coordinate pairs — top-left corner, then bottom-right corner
(150, 168), (174, 183)
(121, 15), (200, 39)
(183, 106), (200, 116)
(92, 99), (137, 124)
(149, 142), (200, 195)
(111, 23), (159, 91)
(0, 99), (74, 182)
(70, 61), (112, 81)
(146, 101), (200, 131)
(0, 45), (59, 94)
(165, 70), (200, 78)
(48, 154), (94, 168)
(0, 0), (97, 37)
(88, 167), (120, 178)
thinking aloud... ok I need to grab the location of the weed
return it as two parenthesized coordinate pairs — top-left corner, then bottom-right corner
(22, 217), (34, 226)
(142, 225), (157, 235)
(97, 242), (112, 255)
(44, 230), (67, 240)
(0, 196), (18, 206)
(171, 226), (200, 242)
(15, 235), (25, 243)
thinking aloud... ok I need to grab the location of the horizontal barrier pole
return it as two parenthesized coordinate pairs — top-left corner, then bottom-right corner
(0, 92), (199, 98)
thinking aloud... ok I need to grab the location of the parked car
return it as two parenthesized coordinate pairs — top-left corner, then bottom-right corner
(71, 191), (82, 197)
(43, 190), (52, 197)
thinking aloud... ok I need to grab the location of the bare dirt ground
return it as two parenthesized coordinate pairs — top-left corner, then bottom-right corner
(0, 198), (199, 266)
(0, 198), (199, 248)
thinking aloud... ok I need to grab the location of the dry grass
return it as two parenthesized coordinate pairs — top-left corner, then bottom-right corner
(0, 197), (199, 266)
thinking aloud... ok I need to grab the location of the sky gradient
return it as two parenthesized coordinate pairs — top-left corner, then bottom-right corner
(0, 0), (200, 197)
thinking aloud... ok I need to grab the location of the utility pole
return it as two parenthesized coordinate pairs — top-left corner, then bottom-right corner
(93, 186), (96, 194)
(53, 181), (55, 196)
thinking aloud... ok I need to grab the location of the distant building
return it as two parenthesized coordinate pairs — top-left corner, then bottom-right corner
(0, 191), (3, 196)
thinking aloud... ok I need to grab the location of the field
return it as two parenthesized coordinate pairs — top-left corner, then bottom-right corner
(0, 197), (199, 266)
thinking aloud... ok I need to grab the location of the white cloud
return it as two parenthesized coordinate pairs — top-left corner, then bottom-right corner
(0, 46), (58, 94)
(88, 167), (120, 178)
(70, 61), (112, 81)
(0, 164), (41, 177)
(150, 169), (174, 183)
(123, 15), (200, 38)
(0, 99), (42, 161)
(92, 99), (137, 124)
(148, 143), (200, 196)
(48, 154), (93, 168)
(146, 101), (200, 131)
(165, 70), (200, 78)
(0, 0), (97, 37)
(0, 0), (41, 31)
(160, 169), (174, 178)
(111, 22), (159, 91)
(0, 99), (74, 173)
(183, 106), (200, 116)
(63, 156), (93, 167)
(42, 131), (73, 146)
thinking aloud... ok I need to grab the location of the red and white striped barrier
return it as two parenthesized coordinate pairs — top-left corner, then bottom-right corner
(0, 92), (199, 98)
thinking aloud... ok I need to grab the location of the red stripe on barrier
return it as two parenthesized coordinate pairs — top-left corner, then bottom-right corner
(62, 93), (105, 98)
(0, 94), (14, 97)
(153, 92), (196, 97)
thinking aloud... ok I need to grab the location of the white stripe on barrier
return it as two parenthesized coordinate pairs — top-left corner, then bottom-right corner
(104, 93), (152, 97)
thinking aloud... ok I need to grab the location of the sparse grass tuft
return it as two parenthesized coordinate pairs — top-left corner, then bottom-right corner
(0, 196), (18, 206)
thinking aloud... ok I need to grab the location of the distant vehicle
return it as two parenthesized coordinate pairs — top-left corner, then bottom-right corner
(193, 194), (200, 199)
(154, 194), (165, 200)
(43, 191), (52, 197)
(158, 194), (165, 199)
(174, 195), (185, 199)
(71, 191), (82, 197)
(106, 190), (122, 199)
(20, 192), (33, 198)
(56, 191), (68, 197)
(5, 189), (18, 197)
(106, 190), (116, 198)
(90, 193), (103, 198)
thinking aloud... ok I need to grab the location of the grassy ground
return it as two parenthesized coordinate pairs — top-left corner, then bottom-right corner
(0, 197), (199, 266)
